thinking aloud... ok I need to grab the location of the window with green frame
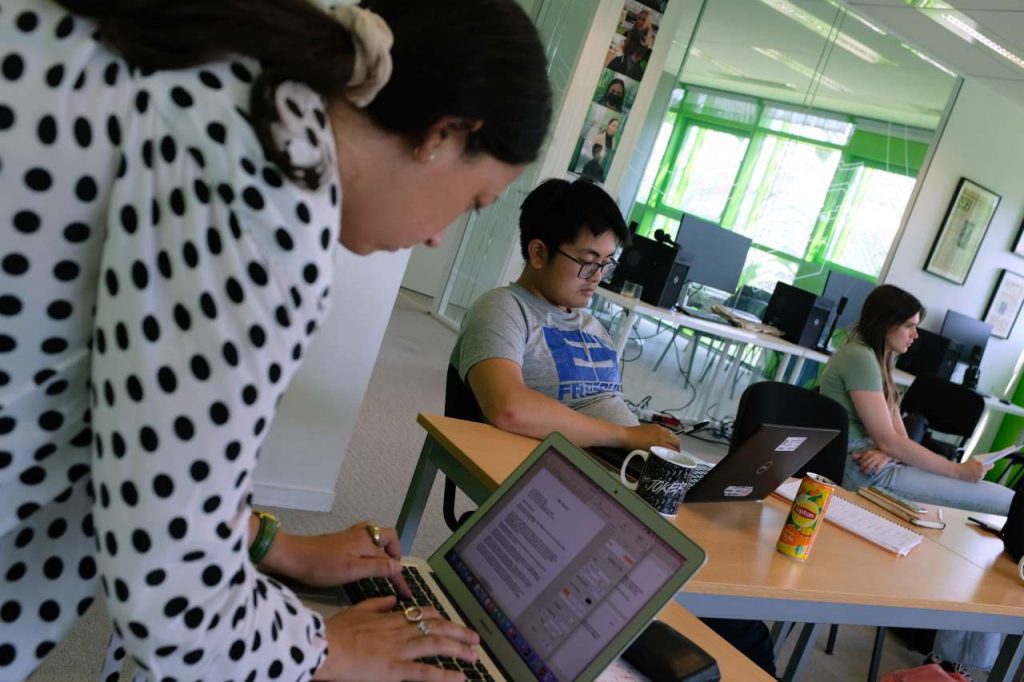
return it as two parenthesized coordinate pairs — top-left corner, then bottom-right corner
(629, 86), (931, 294)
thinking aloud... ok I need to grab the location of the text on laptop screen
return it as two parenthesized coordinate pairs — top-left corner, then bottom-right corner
(444, 447), (687, 681)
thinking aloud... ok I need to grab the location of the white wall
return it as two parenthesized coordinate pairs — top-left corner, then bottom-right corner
(883, 78), (1024, 449)
(885, 78), (1024, 398)
(254, 248), (411, 510)
(401, 214), (470, 298)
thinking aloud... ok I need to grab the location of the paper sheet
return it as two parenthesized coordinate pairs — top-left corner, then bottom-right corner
(775, 480), (923, 556)
(972, 441), (1024, 466)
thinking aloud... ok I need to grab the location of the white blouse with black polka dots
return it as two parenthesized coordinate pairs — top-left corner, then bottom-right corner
(1, 1), (341, 679)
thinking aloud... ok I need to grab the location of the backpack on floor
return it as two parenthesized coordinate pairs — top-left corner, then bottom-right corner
(880, 663), (969, 682)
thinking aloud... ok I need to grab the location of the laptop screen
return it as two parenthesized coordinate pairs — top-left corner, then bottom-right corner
(444, 447), (688, 681)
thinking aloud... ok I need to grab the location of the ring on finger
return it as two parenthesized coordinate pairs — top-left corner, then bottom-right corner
(366, 522), (382, 548)
(403, 605), (424, 623)
(416, 620), (431, 637)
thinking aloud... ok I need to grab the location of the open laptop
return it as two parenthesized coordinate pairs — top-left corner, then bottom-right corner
(682, 424), (838, 503)
(288, 432), (706, 681)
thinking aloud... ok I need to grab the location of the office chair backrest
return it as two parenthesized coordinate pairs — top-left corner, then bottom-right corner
(900, 375), (984, 439)
(1003, 478), (1024, 562)
(730, 381), (849, 485)
(442, 365), (485, 531)
(445, 365), (484, 423)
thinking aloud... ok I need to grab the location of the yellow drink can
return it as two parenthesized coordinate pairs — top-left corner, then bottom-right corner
(777, 473), (835, 561)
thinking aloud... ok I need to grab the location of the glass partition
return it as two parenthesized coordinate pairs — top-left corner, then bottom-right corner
(627, 0), (958, 295)
(435, 0), (599, 327)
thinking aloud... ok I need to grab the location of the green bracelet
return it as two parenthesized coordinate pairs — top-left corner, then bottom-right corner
(249, 511), (281, 565)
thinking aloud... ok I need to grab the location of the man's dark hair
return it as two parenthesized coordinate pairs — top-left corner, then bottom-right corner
(519, 178), (630, 261)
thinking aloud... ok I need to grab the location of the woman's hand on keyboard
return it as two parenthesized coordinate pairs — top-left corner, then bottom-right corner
(316, 597), (480, 681)
(266, 522), (412, 597)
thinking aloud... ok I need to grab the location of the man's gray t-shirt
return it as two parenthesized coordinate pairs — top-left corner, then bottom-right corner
(451, 283), (638, 426)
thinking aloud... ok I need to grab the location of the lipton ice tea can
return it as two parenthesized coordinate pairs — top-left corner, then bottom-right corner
(777, 473), (836, 561)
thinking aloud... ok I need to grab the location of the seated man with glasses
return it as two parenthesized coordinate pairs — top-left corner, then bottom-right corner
(449, 177), (778, 676)
(450, 177), (678, 454)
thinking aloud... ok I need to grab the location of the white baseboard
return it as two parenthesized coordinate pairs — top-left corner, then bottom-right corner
(253, 482), (335, 512)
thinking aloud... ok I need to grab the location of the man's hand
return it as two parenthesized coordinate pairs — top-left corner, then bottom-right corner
(851, 449), (893, 475)
(622, 423), (678, 452)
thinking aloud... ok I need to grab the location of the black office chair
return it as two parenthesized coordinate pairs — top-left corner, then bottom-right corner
(442, 365), (484, 531)
(900, 376), (985, 460)
(730, 381), (848, 485)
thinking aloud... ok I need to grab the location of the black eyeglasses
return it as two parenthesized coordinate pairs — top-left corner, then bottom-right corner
(556, 248), (617, 280)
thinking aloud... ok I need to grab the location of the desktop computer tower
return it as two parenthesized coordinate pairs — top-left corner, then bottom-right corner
(612, 235), (691, 309)
(762, 282), (833, 349)
(895, 329), (957, 380)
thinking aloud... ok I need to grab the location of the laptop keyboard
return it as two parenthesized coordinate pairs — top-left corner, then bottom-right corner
(343, 566), (496, 681)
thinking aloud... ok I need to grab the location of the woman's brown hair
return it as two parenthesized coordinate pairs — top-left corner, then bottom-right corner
(853, 284), (925, 408)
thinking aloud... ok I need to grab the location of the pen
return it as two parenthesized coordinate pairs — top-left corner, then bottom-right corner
(684, 421), (710, 435)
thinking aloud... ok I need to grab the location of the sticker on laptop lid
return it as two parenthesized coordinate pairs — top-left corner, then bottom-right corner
(723, 486), (753, 497)
(775, 437), (807, 452)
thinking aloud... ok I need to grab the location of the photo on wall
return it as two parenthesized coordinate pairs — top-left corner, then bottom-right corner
(591, 70), (640, 114)
(924, 177), (1000, 285)
(984, 269), (1024, 339)
(568, 0), (671, 184)
(604, 1), (662, 81)
(571, 104), (623, 183)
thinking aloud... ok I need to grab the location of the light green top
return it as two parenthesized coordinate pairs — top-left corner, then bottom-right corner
(819, 340), (884, 447)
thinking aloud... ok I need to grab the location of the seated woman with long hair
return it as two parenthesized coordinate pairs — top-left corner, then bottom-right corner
(820, 284), (1013, 516)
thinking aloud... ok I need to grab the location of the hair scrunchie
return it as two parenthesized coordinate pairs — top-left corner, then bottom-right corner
(326, 4), (394, 108)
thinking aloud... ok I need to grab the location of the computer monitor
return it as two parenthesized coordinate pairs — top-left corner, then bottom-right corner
(822, 270), (875, 332)
(674, 214), (752, 295)
(940, 310), (991, 364)
(895, 328), (957, 380)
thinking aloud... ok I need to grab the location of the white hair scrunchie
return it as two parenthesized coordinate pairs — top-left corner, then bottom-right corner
(326, 4), (394, 108)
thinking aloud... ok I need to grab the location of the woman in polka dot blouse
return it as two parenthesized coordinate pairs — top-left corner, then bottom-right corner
(0, 0), (551, 679)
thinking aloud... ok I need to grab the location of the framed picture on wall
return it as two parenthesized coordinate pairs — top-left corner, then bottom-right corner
(983, 270), (1024, 339)
(1012, 218), (1024, 258)
(924, 177), (1001, 285)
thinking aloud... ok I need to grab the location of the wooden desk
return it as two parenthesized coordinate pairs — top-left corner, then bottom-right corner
(396, 414), (1024, 681)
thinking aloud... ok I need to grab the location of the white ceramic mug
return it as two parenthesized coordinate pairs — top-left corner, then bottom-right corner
(620, 446), (699, 517)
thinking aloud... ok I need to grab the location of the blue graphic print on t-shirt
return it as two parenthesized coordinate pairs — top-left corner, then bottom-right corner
(542, 327), (622, 401)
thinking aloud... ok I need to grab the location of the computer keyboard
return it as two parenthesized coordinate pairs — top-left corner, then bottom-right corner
(344, 566), (496, 681)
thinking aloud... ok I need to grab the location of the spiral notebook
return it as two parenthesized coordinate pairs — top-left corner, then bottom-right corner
(774, 479), (923, 556)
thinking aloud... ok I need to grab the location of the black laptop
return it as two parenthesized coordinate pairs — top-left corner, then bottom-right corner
(682, 424), (838, 503)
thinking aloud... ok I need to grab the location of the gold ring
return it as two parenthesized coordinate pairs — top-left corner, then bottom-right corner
(403, 606), (424, 623)
(416, 620), (431, 636)
(366, 523), (382, 548)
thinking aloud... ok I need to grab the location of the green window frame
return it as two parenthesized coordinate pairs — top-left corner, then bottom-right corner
(628, 85), (930, 293)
